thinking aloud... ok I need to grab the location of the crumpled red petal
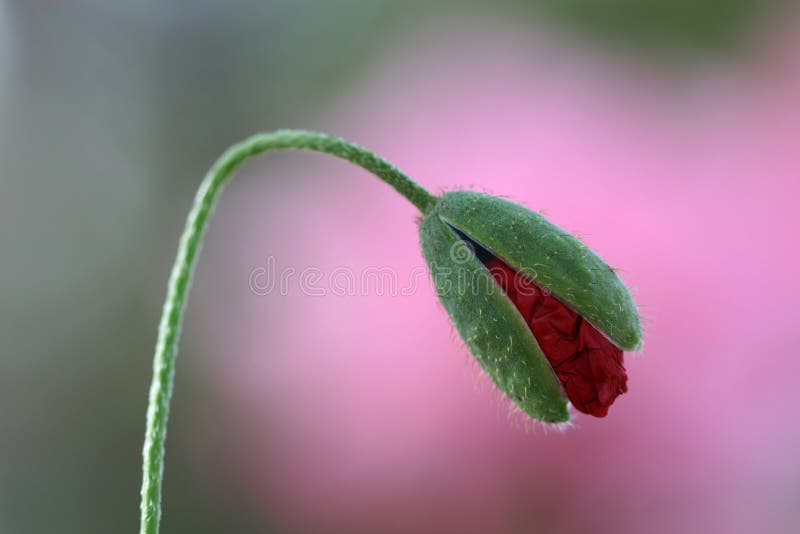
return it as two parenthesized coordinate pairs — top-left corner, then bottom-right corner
(487, 258), (627, 417)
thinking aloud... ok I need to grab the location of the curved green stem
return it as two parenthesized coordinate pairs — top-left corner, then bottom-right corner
(139, 130), (436, 534)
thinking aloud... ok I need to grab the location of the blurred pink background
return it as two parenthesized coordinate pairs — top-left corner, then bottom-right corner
(4, 3), (799, 533)
(186, 17), (800, 534)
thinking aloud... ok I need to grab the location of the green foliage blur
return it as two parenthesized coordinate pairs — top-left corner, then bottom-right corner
(533, 0), (786, 53)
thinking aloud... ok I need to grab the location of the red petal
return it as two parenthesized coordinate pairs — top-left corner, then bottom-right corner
(487, 258), (627, 417)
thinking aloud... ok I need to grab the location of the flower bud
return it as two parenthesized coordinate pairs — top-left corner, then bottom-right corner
(419, 191), (642, 422)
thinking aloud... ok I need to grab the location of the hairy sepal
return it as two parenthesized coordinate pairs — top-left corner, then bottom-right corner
(435, 191), (642, 351)
(419, 210), (570, 423)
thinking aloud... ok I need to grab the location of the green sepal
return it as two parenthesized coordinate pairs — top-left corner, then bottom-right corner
(419, 210), (570, 423)
(434, 191), (643, 351)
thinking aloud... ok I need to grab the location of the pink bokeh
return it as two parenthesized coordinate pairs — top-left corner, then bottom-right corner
(194, 20), (800, 534)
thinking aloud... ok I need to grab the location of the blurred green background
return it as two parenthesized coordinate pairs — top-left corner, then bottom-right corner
(0, 1), (792, 532)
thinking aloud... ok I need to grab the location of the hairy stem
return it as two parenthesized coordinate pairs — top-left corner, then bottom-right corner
(139, 129), (436, 534)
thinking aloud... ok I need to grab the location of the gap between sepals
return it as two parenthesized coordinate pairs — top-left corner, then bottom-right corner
(441, 217), (629, 418)
(441, 216), (620, 347)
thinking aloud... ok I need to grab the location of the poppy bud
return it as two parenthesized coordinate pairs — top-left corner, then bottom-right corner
(420, 191), (642, 422)
(141, 131), (647, 534)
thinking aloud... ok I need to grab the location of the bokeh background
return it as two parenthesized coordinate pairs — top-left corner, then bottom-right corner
(2, 1), (799, 533)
